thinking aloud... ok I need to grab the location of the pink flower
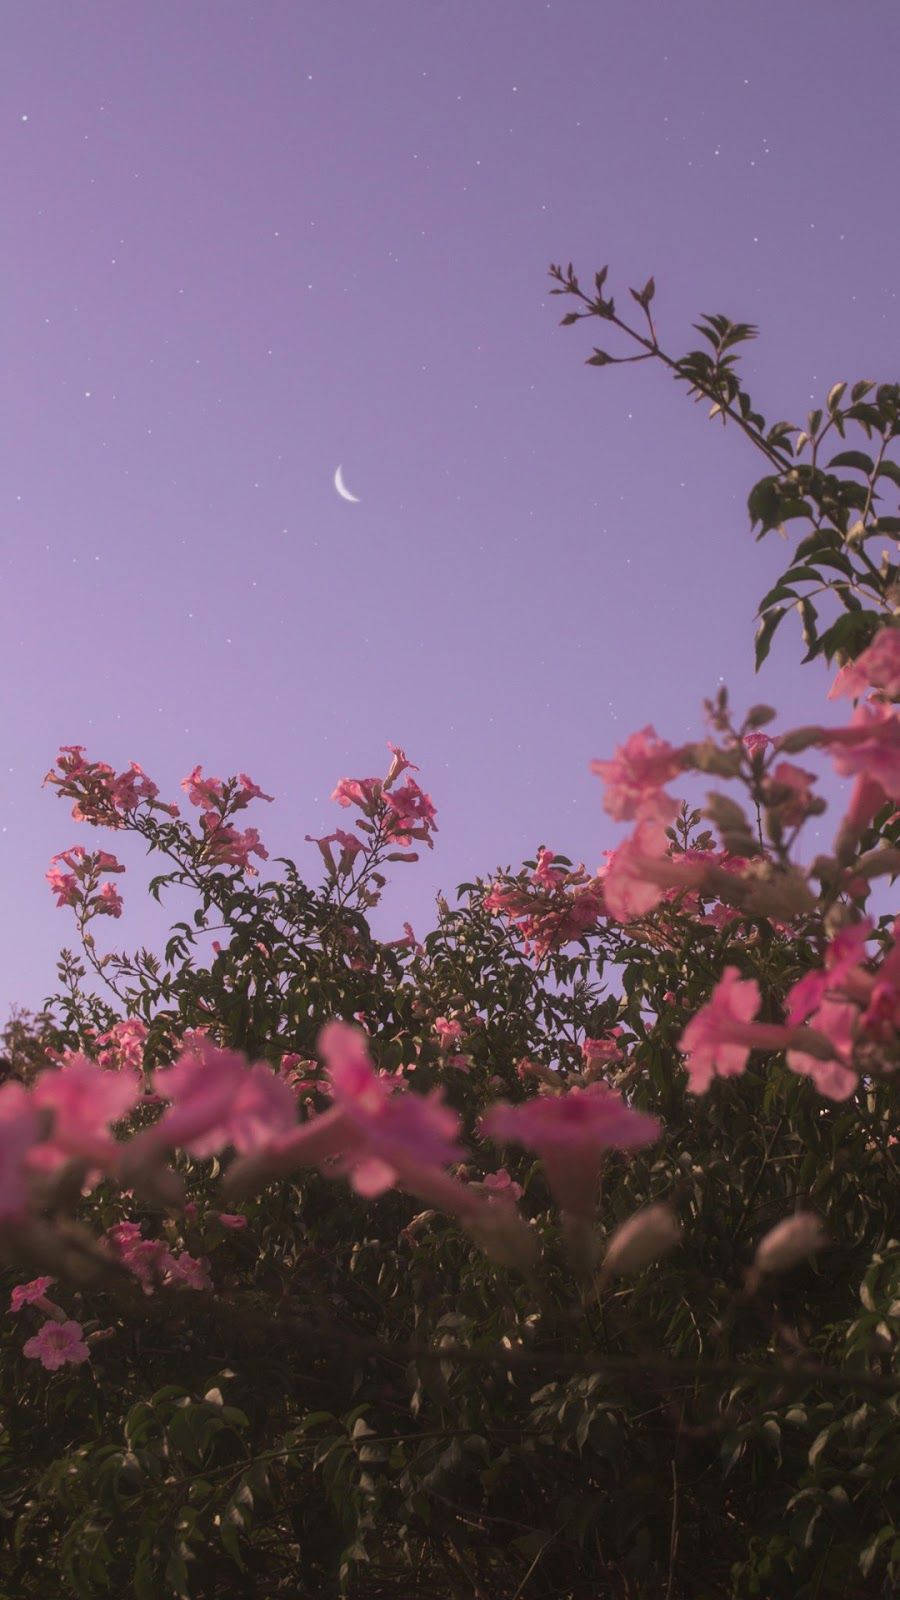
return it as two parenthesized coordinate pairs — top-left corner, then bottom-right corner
(31, 1056), (140, 1170)
(481, 1168), (523, 1202)
(603, 820), (704, 924)
(23, 1319), (90, 1370)
(763, 762), (820, 825)
(590, 726), (684, 823)
(742, 731), (773, 761)
(786, 920), (872, 1025)
(678, 968), (763, 1093)
(148, 1040), (295, 1159)
(320, 1022), (463, 1197)
(828, 627), (900, 701)
(105, 1223), (171, 1290)
(481, 1085), (659, 1217)
(233, 773), (274, 809)
(95, 881), (123, 917)
(786, 1000), (858, 1101)
(46, 865), (79, 908)
(181, 765), (226, 811)
(532, 848), (567, 889)
(582, 1031), (624, 1068)
(94, 850), (125, 873)
(200, 814), (268, 873)
(9, 1277), (56, 1313)
(434, 1017), (464, 1050)
(96, 1017), (148, 1077)
(332, 776), (381, 812)
(385, 743), (418, 785)
(164, 1252), (212, 1291)
(215, 1212), (248, 1230)
(305, 828), (365, 874)
(384, 779), (438, 845)
(822, 703), (900, 800)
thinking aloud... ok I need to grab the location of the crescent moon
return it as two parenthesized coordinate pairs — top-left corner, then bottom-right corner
(334, 464), (360, 503)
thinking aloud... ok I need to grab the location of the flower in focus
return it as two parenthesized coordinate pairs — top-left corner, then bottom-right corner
(22, 1319), (90, 1371)
(9, 1277), (56, 1313)
(181, 765), (226, 811)
(434, 1017), (464, 1050)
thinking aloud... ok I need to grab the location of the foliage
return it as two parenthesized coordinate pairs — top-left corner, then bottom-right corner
(0, 266), (897, 1600)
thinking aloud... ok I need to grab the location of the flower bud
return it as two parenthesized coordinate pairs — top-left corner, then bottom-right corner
(754, 1213), (826, 1274)
(601, 1204), (681, 1277)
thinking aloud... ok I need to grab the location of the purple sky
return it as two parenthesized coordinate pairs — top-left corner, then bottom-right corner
(3, 3), (898, 1017)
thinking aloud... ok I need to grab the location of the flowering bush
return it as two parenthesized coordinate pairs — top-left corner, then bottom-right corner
(0, 269), (897, 1599)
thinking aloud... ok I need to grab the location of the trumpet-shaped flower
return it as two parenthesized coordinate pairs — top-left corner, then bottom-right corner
(481, 1084), (659, 1217)
(23, 1319), (90, 1371)
(590, 726), (684, 823)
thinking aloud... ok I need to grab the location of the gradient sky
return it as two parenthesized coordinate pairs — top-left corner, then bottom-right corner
(3, 2), (898, 1017)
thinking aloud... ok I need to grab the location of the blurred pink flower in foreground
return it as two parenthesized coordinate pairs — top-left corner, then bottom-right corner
(481, 1085), (659, 1217)
(31, 1056), (141, 1172)
(590, 725), (684, 823)
(0, 1085), (44, 1219)
(679, 968), (763, 1093)
(828, 626), (900, 702)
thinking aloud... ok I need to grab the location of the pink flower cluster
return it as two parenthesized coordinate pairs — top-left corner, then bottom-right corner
(678, 919), (899, 1101)
(329, 744), (438, 852)
(44, 746), (177, 826)
(46, 845), (125, 918)
(7, 1276), (91, 1371)
(105, 1220), (211, 1293)
(178, 764), (273, 874)
(483, 858), (605, 961)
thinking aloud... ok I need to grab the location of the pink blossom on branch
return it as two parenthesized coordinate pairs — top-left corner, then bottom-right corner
(678, 968), (764, 1092)
(95, 1017), (148, 1078)
(9, 1277), (56, 1313)
(95, 881), (124, 918)
(46, 864), (79, 908)
(199, 814), (268, 873)
(22, 1318), (90, 1370)
(181, 765), (226, 811)
(383, 779), (438, 846)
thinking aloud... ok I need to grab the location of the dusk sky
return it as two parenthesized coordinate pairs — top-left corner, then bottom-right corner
(3, 2), (898, 1017)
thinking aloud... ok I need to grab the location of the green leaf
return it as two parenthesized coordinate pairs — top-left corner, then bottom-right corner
(798, 596), (819, 658)
(876, 458), (900, 488)
(755, 607), (786, 669)
(828, 450), (875, 474)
